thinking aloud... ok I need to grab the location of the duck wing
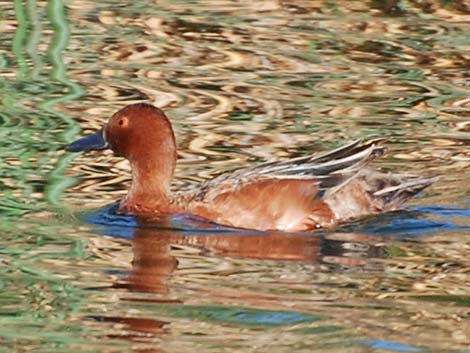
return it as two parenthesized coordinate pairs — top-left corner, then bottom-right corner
(196, 138), (387, 199)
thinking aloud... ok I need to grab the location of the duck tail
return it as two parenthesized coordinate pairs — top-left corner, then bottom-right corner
(371, 175), (438, 211)
(324, 171), (437, 222)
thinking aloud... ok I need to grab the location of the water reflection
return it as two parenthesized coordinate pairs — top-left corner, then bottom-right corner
(90, 219), (376, 347)
(79, 208), (469, 352)
(91, 207), (385, 291)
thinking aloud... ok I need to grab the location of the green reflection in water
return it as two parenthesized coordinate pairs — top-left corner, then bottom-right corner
(412, 295), (470, 307)
(13, 0), (29, 80)
(26, 0), (44, 79)
(3, 0), (84, 210)
(0, 221), (94, 349)
(1, 2), (89, 348)
(42, 0), (84, 207)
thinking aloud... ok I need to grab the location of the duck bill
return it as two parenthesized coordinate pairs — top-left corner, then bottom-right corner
(67, 128), (108, 152)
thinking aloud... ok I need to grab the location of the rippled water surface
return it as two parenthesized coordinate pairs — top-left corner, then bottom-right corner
(1, 1), (469, 352)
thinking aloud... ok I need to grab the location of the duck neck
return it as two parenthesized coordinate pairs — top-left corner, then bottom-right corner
(125, 147), (177, 212)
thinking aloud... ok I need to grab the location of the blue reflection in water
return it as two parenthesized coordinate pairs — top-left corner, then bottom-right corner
(342, 205), (470, 237)
(163, 305), (320, 327)
(361, 339), (424, 352)
(82, 203), (250, 238)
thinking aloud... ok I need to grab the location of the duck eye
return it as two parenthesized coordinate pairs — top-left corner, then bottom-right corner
(117, 117), (128, 127)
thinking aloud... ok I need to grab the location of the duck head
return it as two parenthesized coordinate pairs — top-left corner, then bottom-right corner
(67, 103), (177, 207)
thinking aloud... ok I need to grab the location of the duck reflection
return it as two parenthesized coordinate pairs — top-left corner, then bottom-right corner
(133, 229), (383, 287)
(94, 213), (384, 348)
(126, 231), (179, 295)
(114, 226), (325, 295)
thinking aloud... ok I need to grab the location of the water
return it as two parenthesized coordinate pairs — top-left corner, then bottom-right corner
(1, 1), (469, 352)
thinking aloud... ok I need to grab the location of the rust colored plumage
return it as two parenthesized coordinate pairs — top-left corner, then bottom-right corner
(67, 103), (436, 232)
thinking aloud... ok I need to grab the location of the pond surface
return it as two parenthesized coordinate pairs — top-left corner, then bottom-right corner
(1, 1), (469, 352)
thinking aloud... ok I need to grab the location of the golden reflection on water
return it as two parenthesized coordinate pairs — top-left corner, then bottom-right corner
(0, 0), (469, 352)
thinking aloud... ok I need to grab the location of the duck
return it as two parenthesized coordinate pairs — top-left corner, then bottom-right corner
(67, 103), (436, 232)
